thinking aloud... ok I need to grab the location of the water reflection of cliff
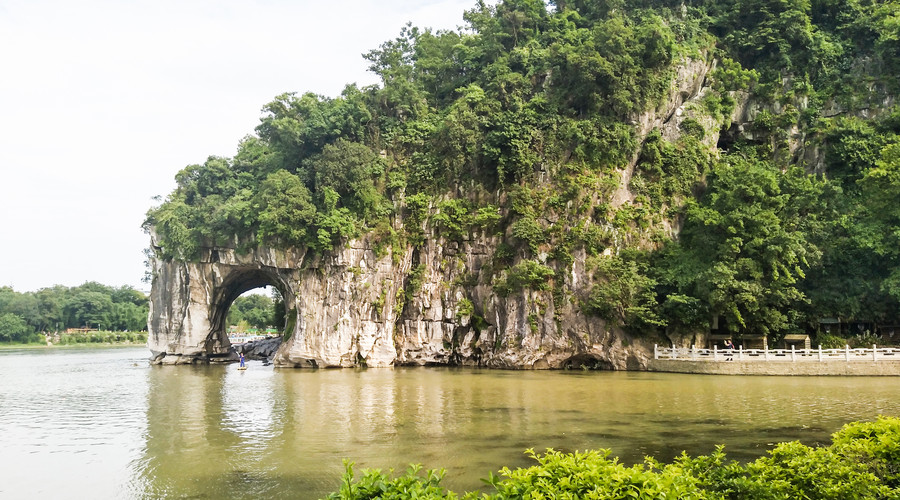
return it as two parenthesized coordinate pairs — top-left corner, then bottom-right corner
(132, 366), (553, 497)
(132, 367), (900, 499)
(133, 366), (417, 498)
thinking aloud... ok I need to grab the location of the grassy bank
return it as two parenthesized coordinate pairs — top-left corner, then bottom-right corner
(57, 331), (148, 345)
(0, 331), (148, 350)
(327, 417), (900, 499)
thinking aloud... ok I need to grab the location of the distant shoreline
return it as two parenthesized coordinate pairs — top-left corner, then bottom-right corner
(0, 341), (147, 351)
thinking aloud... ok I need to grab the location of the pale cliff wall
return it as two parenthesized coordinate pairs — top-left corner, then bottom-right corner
(147, 227), (656, 369)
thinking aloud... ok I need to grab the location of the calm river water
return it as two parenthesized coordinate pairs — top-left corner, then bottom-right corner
(0, 346), (897, 499)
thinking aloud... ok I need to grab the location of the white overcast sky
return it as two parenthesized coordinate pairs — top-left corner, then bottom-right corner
(0, 0), (479, 293)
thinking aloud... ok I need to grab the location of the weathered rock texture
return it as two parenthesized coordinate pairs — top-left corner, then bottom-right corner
(235, 337), (282, 360)
(147, 244), (305, 365)
(146, 56), (734, 369)
(148, 227), (659, 369)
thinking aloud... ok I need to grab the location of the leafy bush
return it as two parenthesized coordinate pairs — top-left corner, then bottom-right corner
(586, 254), (664, 334)
(325, 462), (457, 500)
(432, 199), (473, 241)
(325, 418), (900, 499)
(256, 170), (318, 247)
(850, 331), (883, 349)
(58, 331), (147, 345)
(816, 333), (847, 349)
(737, 441), (890, 499)
(632, 131), (711, 211)
(472, 206), (501, 229)
(679, 118), (706, 140)
(484, 449), (711, 500)
(681, 418), (900, 499)
(456, 298), (474, 318)
(830, 416), (900, 488)
(493, 260), (555, 296)
(510, 216), (546, 254)
(406, 264), (427, 296)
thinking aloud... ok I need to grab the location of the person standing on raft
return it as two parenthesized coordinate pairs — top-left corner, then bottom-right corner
(239, 352), (245, 368)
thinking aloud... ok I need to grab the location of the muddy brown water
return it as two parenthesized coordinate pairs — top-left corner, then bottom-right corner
(1, 347), (897, 498)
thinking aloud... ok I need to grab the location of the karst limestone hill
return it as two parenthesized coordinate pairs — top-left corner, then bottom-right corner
(146, 0), (900, 367)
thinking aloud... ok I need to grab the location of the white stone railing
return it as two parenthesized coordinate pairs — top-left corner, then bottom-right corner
(654, 344), (900, 362)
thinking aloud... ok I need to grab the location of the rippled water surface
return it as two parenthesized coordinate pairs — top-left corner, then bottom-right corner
(1, 347), (898, 499)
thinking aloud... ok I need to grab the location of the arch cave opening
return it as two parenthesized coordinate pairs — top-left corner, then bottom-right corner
(561, 354), (614, 371)
(206, 269), (292, 363)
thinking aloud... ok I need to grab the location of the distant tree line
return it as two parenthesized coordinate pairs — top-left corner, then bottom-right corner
(226, 291), (284, 332)
(0, 282), (148, 343)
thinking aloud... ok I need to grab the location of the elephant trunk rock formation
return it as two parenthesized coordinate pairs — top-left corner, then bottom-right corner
(146, 231), (652, 369)
(146, 55), (729, 369)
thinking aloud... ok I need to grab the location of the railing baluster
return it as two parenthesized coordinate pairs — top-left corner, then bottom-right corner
(657, 344), (900, 363)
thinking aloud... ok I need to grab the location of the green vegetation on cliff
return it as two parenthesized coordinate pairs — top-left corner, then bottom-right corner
(326, 416), (900, 499)
(145, 0), (900, 343)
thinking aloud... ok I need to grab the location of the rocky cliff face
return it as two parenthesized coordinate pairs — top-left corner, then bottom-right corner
(235, 337), (282, 360)
(148, 228), (655, 369)
(147, 55), (730, 369)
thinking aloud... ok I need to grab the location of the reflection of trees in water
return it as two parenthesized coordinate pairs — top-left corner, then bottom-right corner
(132, 369), (900, 498)
(134, 367), (409, 498)
(619, 375), (899, 463)
(135, 366), (299, 498)
(134, 367), (229, 497)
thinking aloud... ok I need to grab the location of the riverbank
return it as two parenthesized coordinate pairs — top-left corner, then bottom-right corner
(648, 358), (900, 375)
(0, 341), (147, 351)
(11, 340), (900, 375)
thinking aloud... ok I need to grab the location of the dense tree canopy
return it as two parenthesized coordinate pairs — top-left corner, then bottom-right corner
(145, 0), (900, 343)
(0, 283), (148, 342)
(226, 292), (281, 331)
(654, 158), (829, 336)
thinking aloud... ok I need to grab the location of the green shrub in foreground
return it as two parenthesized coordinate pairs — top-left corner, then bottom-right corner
(830, 416), (900, 488)
(325, 463), (460, 500)
(687, 442), (892, 499)
(325, 417), (900, 499)
(484, 449), (712, 499)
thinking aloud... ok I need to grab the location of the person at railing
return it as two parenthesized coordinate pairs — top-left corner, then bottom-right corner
(723, 339), (735, 361)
